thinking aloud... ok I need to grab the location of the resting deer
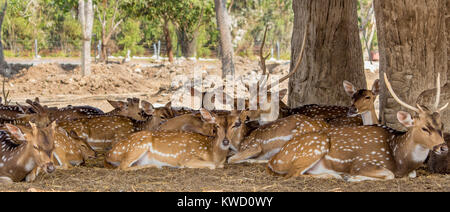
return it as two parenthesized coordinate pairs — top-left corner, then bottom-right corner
(286, 79), (380, 127)
(267, 73), (448, 181)
(52, 128), (96, 169)
(57, 101), (173, 150)
(227, 112), (329, 164)
(0, 122), (56, 184)
(104, 109), (231, 170)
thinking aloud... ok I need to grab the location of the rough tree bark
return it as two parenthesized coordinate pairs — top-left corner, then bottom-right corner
(79, 0), (94, 76)
(288, 0), (366, 107)
(416, 0), (450, 133)
(374, 0), (447, 130)
(214, 0), (235, 77)
(0, 1), (7, 76)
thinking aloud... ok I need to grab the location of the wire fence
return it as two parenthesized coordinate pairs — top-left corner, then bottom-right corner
(2, 39), (289, 60)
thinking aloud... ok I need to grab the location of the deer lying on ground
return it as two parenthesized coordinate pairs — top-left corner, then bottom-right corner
(0, 122), (56, 184)
(52, 128), (96, 169)
(226, 112), (329, 164)
(104, 109), (231, 170)
(267, 73), (448, 181)
(285, 79), (380, 127)
(57, 101), (173, 150)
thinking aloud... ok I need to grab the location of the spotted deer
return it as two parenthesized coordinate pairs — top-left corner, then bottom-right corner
(57, 101), (174, 150)
(267, 73), (448, 181)
(104, 109), (231, 170)
(52, 128), (96, 169)
(286, 79), (380, 127)
(0, 122), (56, 184)
(226, 112), (329, 164)
(105, 98), (164, 121)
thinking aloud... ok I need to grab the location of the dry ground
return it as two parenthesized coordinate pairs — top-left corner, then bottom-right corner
(0, 152), (448, 192)
(1, 58), (448, 192)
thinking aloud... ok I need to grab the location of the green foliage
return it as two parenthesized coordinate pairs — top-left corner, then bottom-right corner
(117, 19), (144, 56)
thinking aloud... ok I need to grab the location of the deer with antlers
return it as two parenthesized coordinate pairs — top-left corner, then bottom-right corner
(267, 73), (448, 181)
(104, 108), (231, 170)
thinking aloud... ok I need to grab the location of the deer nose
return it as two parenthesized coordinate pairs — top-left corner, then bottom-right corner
(347, 106), (358, 117)
(223, 139), (230, 146)
(433, 144), (448, 155)
(46, 163), (55, 173)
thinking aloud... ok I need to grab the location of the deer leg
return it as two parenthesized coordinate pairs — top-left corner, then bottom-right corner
(0, 176), (13, 184)
(25, 167), (41, 183)
(183, 159), (218, 169)
(118, 149), (149, 171)
(227, 145), (263, 164)
(345, 164), (395, 182)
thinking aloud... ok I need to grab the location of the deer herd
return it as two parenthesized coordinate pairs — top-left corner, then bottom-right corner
(1, 35), (449, 185)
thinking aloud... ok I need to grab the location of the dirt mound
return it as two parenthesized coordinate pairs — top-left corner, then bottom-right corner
(1, 59), (291, 109)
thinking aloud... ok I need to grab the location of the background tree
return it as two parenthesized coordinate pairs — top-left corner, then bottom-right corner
(174, 0), (214, 58)
(79, 0), (94, 76)
(374, 0), (447, 129)
(215, 0), (235, 77)
(288, 0), (366, 107)
(95, 0), (123, 63)
(0, 0), (7, 75)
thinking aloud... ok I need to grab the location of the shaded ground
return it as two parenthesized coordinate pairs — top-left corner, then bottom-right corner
(0, 152), (448, 192)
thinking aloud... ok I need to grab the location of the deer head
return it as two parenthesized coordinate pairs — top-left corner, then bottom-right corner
(140, 100), (174, 130)
(344, 79), (380, 124)
(5, 122), (56, 174)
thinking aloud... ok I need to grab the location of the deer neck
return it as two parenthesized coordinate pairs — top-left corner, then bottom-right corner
(390, 131), (428, 177)
(361, 107), (378, 125)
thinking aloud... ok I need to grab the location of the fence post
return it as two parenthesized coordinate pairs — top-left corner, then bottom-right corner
(153, 43), (157, 59)
(276, 41), (280, 60)
(34, 39), (39, 59)
(157, 40), (161, 60)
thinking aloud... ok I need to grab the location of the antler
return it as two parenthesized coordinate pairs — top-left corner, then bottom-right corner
(433, 73), (449, 112)
(259, 26), (271, 76)
(383, 73), (420, 113)
(266, 25), (308, 91)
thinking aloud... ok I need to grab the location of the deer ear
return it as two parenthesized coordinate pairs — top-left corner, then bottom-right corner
(165, 101), (172, 108)
(278, 89), (288, 99)
(371, 79), (380, 96)
(5, 124), (26, 141)
(343, 80), (357, 96)
(108, 100), (126, 109)
(200, 108), (216, 123)
(69, 130), (81, 139)
(397, 111), (414, 127)
(141, 100), (154, 115)
(29, 122), (39, 135)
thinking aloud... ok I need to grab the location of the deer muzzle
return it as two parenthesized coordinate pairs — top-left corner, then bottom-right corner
(347, 106), (358, 117)
(433, 143), (449, 155)
(44, 162), (55, 174)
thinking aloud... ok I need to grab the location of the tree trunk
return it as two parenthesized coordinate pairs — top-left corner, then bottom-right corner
(214, 0), (235, 77)
(288, 0), (365, 108)
(0, 1), (7, 76)
(374, 0), (447, 130)
(177, 28), (198, 58)
(79, 0), (94, 76)
(163, 18), (174, 63)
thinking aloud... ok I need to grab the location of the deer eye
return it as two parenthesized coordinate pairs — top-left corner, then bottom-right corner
(422, 128), (430, 134)
(365, 96), (371, 99)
